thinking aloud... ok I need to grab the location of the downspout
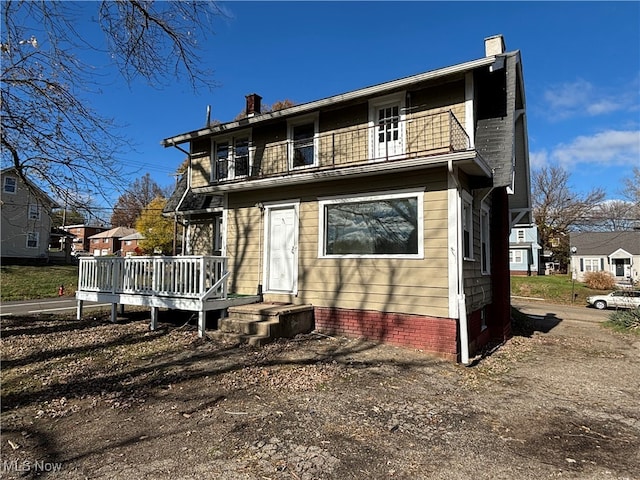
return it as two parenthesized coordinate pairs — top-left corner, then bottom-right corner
(448, 159), (469, 364)
(171, 143), (192, 256)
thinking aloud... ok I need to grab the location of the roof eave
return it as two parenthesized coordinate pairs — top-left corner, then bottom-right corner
(162, 55), (502, 147)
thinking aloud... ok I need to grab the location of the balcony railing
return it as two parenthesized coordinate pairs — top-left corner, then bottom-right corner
(213, 110), (470, 183)
(77, 256), (228, 300)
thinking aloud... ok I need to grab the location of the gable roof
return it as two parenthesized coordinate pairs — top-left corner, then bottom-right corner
(1, 167), (59, 208)
(88, 226), (137, 239)
(120, 232), (145, 241)
(162, 47), (509, 147)
(570, 231), (640, 256)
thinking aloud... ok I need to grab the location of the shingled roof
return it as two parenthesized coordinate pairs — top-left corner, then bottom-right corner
(570, 231), (640, 256)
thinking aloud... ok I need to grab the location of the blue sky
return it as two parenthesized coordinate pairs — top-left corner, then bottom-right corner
(76, 2), (640, 210)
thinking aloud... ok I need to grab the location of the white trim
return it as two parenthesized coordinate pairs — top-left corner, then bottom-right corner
(28, 203), (41, 220)
(447, 175), (460, 319)
(465, 72), (475, 148)
(262, 200), (300, 294)
(461, 190), (474, 260)
(318, 189), (424, 259)
(26, 232), (39, 248)
(609, 248), (633, 260)
(287, 113), (319, 170)
(3, 175), (17, 194)
(221, 194), (228, 256)
(210, 130), (253, 182)
(368, 92), (406, 160)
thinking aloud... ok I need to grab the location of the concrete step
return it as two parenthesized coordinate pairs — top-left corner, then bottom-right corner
(214, 303), (314, 347)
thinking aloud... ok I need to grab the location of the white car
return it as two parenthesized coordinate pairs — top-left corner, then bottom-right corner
(586, 290), (640, 310)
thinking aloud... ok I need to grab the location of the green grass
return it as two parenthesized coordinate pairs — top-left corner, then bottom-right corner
(510, 274), (606, 305)
(1, 265), (79, 301)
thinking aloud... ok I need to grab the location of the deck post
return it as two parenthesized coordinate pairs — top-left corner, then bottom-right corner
(111, 303), (117, 323)
(76, 300), (83, 320)
(119, 304), (125, 315)
(198, 310), (206, 338)
(150, 307), (158, 331)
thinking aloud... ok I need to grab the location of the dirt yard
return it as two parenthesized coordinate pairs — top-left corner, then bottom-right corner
(1, 305), (639, 480)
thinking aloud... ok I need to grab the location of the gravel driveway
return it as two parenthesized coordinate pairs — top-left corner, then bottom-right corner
(1, 304), (638, 479)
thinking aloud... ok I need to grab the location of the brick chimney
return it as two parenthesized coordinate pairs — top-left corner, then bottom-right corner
(484, 34), (506, 57)
(245, 93), (262, 117)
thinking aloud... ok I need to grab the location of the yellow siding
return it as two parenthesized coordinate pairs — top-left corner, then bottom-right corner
(226, 170), (451, 317)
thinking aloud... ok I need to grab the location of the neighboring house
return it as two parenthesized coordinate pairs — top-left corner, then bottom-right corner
(63, 224), (109, 254)
(570, 231), (640, 284)
(1, 167), (59, 263)
(509, 225), (541, 275)
(88, 226), (137, 256)
(120, 231), (145, 256)
(162, 35), (531, 362)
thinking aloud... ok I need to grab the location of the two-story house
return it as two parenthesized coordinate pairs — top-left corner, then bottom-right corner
(162, 35), (531, 362)
(87, 226), (137, 256)
(509, 225), (541, 275)
(63, 224), (110, 255)
(1, 167), (59, 263)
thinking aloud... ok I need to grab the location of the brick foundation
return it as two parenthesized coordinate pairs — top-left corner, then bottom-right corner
(314, 307), (458, 361)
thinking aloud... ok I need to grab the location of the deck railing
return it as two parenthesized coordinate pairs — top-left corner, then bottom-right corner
(77, 256), (228, 299)
(212, 109), (470, 183)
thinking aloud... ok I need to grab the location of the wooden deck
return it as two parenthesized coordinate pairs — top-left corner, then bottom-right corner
(76, 255), (260, 336)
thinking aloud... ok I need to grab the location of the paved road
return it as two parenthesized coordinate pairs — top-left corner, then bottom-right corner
(511, 297), (610, 328)
(0, 297), (111, 317)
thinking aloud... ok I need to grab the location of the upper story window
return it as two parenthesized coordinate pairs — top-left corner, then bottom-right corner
(318, 189), (424, 259)
(369, 93), (406, 160)
(234, 138), (250, 177)
(28, 204), (41, 220)
(212, 133), (252, 181)
(3, 176), (17, 194)
(215, 141), (229, 180)
(288, 115), (318, 169)
(516, 229), (525, 243)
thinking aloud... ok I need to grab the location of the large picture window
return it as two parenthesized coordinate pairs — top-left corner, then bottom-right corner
(319, 190), (424, 258)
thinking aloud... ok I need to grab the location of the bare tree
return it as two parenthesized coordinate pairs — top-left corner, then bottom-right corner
(620, 166), (640, 229)
(580, 200), (638, 231)
(111, 173), (169, 227)
(532, 166), (605, 267)
(1, 1), (222, 213)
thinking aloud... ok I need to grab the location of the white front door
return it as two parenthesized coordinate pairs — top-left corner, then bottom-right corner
(264, 204), (298, 293)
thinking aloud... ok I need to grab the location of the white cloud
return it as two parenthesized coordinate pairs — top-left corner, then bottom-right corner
(529, 149), (549, 169)
(542, 78), (638, 121)
(549, 130), (640, 168)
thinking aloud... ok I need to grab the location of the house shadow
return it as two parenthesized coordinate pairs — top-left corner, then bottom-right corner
(511, 306), (562, 337)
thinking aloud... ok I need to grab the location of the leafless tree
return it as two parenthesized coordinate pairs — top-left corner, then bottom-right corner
(111, 173), (169, 227)
(532, 165), (605, 266)
(1, 0), (222, 213)
(579, 200), (638, 231)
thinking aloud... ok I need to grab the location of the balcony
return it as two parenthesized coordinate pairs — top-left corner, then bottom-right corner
(76, 256), (260, 336)
(209, 110), (474, 186)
